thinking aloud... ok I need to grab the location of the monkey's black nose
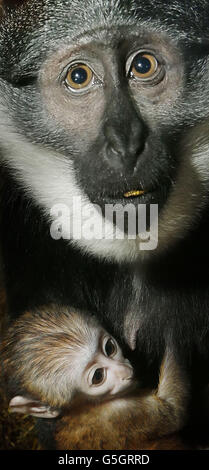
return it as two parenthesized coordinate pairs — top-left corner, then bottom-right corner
(103, 94), (147, 173)
(104, 121), (146, 172)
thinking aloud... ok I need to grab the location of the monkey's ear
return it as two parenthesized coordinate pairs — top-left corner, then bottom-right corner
(9, 396), (60, 419)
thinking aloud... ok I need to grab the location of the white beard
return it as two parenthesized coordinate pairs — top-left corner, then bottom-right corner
(0, 112), (208, 263)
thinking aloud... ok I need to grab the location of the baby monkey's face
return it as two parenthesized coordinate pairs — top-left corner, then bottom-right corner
(79, 332), (134, 397)
(3, 307), (134, 419)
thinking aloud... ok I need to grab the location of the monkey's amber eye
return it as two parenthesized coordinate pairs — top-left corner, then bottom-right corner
(129, 53), (158, 80)
(65, 64), (93, 90)
(92, 368), (105, 385)
(103, 337), (117, 357)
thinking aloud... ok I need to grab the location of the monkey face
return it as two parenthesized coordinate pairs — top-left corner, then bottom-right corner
(1, 1), (209, 260)
(80, 335), (134, 397)
(3, 307), (134, 417)
(40, 32), (181, 213)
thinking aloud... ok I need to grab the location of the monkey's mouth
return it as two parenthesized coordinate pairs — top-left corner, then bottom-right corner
(123, 189), (145, 198)
(89, 181), (170, 210)
(91, 186), (159, 207)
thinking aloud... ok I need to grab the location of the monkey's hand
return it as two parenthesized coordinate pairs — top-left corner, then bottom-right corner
(54, 349), (190, 450)
(109, 349), (190, 440)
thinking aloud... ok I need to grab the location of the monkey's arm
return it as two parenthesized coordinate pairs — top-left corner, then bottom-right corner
(55, 350), (190, 450)
(108, 349), (189, 439)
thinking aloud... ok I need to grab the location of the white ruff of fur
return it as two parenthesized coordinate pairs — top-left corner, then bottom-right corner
(0, 113), (209, 261)
(0, 120), (145, 261)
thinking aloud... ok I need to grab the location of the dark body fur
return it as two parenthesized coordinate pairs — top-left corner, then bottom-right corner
(2, 168), (209, 387)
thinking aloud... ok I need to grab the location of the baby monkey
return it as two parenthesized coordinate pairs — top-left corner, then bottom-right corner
(1, 306), (189, 442)
(2, 307), (134, 418)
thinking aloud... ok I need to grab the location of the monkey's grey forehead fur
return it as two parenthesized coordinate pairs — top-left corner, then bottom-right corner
(42, 0), (209, 36)
(1, 0), (209, 79)
(3, 0), (209, 47)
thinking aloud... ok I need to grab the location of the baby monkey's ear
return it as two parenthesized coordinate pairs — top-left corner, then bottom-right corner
(9, 396), (60, 418)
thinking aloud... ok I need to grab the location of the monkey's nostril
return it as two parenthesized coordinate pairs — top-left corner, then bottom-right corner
(110, 144), (123, 158)
(104, 143), (126, 170)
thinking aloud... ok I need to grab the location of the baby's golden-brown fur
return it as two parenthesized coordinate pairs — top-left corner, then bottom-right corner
(2, 307), (109, 406)
(53, 349), (190, 449)
(1, 305), (190, 449)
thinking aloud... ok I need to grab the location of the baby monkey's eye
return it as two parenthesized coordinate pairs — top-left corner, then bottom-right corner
(91, 367), (106, 385)
(103, 337), (117, 357)
(65, 63), (93, 90)
(128, 52), (160, 81)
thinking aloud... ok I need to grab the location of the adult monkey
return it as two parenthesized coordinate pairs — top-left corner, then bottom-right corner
(1, 0), (209, 446)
